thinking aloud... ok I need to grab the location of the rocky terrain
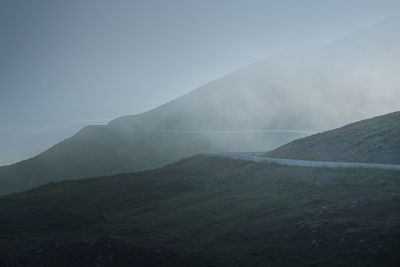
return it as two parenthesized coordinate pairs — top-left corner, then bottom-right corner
(0, 234), (208, 267)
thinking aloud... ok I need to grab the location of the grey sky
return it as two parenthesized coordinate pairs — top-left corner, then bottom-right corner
(1, 0), (400, 165)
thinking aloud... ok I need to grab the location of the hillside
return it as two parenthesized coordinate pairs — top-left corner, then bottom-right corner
(265, 111), (400, 164)
(0, 126), (302, 195)
(1, 156), (399, 266)
(1, 16), (400, 195)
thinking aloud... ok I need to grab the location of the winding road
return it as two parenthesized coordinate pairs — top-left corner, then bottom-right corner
(204, 152), (400, 171)
(107, 127), (317, 134)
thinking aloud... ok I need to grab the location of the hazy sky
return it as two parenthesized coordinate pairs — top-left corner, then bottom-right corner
(1, 0), (400, 165)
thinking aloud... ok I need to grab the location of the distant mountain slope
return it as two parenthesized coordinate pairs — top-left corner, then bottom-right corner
(1, 156), (400, 266)
(265, 111), (400, 164)
(0, 126), (302, 195)
(1, 15), (400, 195)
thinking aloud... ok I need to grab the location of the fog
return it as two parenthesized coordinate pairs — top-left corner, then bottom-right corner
(1, 0), (400, 165)
(110, 16), (400, 133)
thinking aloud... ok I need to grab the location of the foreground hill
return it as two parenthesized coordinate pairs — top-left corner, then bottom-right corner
(1, 16), (400, 195)
(1, 156), (400, 266)
(265, 111), (400, 164)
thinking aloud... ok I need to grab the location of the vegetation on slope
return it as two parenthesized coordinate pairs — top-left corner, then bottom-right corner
(265, 111), (400, 164)
(1, 156), (399, 266)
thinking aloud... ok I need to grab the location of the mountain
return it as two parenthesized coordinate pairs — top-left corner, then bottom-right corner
(265, 111), (400, 164)
(109, 15), (400, 131)
(1, 16), (400, 195)
(0, 126), (303, 195)
(1, 155), (399, 266)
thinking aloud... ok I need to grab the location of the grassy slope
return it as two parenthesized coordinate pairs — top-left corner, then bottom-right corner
(1, 156), (399, 266)
(265, 111), (400, 164)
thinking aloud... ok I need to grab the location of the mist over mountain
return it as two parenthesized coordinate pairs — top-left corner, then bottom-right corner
(1, 16), (400, 195)
(109, 15), (400, 131)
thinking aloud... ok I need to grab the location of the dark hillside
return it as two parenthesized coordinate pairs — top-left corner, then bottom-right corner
(1, 156), (399, 266)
